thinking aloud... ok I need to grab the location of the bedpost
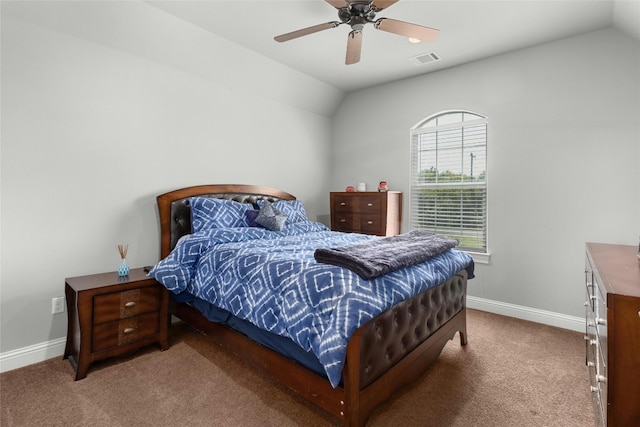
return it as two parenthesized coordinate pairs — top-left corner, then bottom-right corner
(157, 194), (173, 259)
(343, 338), (363, 427)
(458, 272), (468, 346)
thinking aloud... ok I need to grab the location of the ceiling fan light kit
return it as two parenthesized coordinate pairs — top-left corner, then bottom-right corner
(274, 0), (439, 65)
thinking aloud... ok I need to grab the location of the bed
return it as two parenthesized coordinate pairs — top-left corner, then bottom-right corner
(150, 184), (473, 426)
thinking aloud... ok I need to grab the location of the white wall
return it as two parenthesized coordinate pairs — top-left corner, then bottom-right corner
(331, 28), (640, 318)
(2, 0), (639, 366)
(0, 2), (342, 354)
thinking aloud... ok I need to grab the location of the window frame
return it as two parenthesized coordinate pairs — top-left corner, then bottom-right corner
(410, 110), (489, 262)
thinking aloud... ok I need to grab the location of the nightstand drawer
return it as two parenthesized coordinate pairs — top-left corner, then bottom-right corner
(93, 286), (161, 324)
(92, 311), (160, 352)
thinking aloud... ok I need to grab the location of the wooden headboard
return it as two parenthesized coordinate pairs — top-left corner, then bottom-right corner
(156, 184), (296, 259)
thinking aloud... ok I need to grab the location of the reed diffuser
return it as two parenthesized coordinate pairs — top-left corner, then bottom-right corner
(117, 243), (130, 276)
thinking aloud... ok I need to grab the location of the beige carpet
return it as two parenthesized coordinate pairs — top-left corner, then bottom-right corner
(1, 309), (595, 426)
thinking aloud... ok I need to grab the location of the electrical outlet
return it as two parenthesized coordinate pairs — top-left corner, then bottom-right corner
(51, 296), (65, 314)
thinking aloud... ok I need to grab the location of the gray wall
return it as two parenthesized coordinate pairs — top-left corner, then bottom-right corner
(1, 1), (639, 359)
(0, 2), (343, 353)
(331, 28), (640, 317)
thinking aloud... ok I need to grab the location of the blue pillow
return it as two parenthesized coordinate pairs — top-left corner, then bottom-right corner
(255, 201), (287, 231)
(245, 209), (260, 227)
(258, 200), (308, 224)
(190, 197), (251, 232)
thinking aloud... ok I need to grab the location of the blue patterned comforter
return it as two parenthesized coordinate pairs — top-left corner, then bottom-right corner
(149, 221), (473, 387)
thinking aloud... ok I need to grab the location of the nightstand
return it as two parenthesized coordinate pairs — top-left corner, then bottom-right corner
(63, 268), (169, 380)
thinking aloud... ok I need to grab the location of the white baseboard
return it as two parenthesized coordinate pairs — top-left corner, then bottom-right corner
(0, 337), (66, 374)
(0, 299), (584, 374)
(467, 296), (584, 333)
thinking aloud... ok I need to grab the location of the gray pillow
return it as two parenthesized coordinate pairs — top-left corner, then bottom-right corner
(256, 201), (287, 231)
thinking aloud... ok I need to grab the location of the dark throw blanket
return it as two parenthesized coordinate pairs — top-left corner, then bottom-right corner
(314, 230), (460, 279)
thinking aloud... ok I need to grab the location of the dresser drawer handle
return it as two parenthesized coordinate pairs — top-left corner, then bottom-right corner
(124, 301), (136, 308)
(367, 203), (373, 207)
(340, 202), (346, 206)
(340, 219), (346, 223)
(590, 386), (598, 393)
(587, 361), (595, 367)
(596, 374), (607, 383)
(123, 327), (135, 334)
(367, 221), (373, 225)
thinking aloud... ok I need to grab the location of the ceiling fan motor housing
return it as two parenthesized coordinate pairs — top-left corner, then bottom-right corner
(339, 2), (377, 24)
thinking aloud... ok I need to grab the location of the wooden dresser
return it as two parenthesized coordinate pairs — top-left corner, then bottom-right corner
(63, 268), (169, 380)
(330, 191), (402, 236)
(584, 242), (640, 426)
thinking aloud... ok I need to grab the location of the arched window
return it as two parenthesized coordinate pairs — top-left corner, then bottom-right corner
(410, 111), (488, 253)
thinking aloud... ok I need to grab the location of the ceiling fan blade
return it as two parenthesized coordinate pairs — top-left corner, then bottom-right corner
(371, 0), (400, 11)
(325, 0), (349, 9)
(375, 18), (439, 42)
(345, 30), (363, 65)
(274, 21), (340, 42)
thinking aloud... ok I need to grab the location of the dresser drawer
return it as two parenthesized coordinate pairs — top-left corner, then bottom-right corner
(592, 279), (608, 365)
(93, 286), (161, 324)
(586, 336), (601, 419)
(91, 311), (160, 352)
(359, 214), (383, 234)
(333, 214), (355, 232)
(333, 195), (383, 214)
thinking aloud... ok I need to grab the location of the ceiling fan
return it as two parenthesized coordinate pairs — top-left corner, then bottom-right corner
(274, 0), (439, 65)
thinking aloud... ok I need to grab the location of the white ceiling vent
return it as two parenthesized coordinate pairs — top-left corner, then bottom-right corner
(408, 52), (440, 66)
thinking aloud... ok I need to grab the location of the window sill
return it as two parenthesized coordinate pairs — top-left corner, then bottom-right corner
(466, 251), (490, 265)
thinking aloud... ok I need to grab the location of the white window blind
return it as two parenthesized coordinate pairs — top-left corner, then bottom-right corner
(411, 111), (487, 252)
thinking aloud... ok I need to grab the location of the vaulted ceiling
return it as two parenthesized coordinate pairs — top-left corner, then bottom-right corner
(147, 0), (640, 92)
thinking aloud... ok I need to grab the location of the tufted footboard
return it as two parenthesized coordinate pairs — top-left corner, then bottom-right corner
(342, 269), (468, 426)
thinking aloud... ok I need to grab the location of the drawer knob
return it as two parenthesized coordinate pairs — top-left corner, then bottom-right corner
(123, 327), (135, 334)
(587, 361), (595, 367)
(340, 202), (346, 206)
(340, 219), (346, 223)
(590, 386), (598, 393)
(584, 301), (589, 307)
(367, 221), (373, 225)
(596, 374), (607, 383)
(596, 318), (606, 326)
(367, 203), (373, 207)
(124, 301), (136, 308)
